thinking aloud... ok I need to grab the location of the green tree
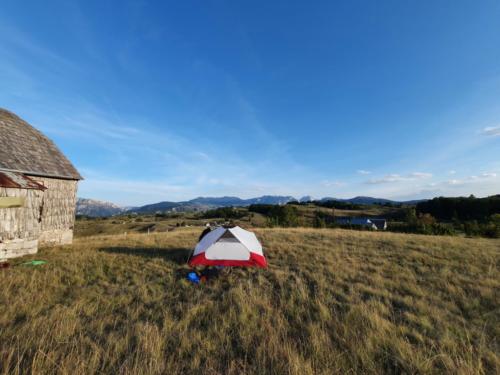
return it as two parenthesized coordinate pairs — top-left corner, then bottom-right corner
(404, 207), (418, 225)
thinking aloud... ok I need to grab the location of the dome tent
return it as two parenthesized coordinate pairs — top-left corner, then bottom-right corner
(189, 226), (267, 268)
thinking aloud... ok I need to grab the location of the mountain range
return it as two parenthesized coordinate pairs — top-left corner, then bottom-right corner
(77, 195), (425, 217)
(318, 196), (425, 205)
(76, 198), (129, 217)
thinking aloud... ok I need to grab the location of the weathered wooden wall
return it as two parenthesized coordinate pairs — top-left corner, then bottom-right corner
(0, 176), (78, 259)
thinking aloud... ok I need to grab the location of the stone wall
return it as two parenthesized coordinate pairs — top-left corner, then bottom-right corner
(31, 177), (78, 246)
(0, 186), (43, 259)
(38, 228), (74, 246)
(0, 238), (38, 259)
(0, 176), (78, 260)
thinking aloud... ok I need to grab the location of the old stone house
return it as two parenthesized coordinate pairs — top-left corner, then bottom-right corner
(0, 109), (82, 259)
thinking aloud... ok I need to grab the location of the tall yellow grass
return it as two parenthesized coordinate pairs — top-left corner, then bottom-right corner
(1, 228), (498, 374)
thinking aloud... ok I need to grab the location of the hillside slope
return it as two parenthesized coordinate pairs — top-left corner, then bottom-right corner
(0, 228), (498, 374)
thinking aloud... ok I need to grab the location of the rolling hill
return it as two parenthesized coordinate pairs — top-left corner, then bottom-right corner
(77, 195), (427, 217)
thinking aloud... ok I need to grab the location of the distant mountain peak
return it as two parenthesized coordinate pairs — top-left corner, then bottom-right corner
(128, 195), (296, 215)
(76, 198), (127, 217)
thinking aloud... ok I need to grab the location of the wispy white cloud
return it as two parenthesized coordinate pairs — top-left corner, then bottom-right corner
(409, 172), (433, 179)
(447, 179), (463, 186)
(357, 170), (371, 175)
(321, 180), (345, 187)
(481, 126), (500, 137)
(448, 170), (456, 175)
(46, 102), (320, 205)
(357, 170), (499, 201)
(194, 152), (212, 161)
(367, 174), (404, 184)
(57, 113), (141, 140)
(479, 172), (497, 178)
(446, 172), (497, 186)
(0, 21), (77, 71)
(367, 172), (432, 184)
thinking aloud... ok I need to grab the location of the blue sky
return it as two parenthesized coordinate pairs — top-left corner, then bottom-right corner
(1, 0), (499, 206)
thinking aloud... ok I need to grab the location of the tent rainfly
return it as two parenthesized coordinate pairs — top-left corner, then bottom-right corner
(189, 226), (267, 268)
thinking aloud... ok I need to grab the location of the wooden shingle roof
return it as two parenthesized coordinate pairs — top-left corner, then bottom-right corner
(0, 108), (82, 180)
(0, 170), (46, 190)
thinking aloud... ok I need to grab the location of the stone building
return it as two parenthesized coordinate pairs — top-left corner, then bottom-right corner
(0, 109), (82, 259)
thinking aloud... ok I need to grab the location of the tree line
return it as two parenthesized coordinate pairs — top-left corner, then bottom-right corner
(202, 196), (500, 238)
(416, 195), (500, 221)
(248, 204), (299, 227)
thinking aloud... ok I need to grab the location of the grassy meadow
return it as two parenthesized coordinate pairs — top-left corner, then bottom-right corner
(0, 227), (499, 374)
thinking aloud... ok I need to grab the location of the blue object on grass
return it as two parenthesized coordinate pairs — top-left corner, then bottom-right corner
(187, 272), (200, 284)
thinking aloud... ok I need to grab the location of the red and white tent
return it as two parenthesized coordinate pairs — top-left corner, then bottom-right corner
(189, 226), (267, 268)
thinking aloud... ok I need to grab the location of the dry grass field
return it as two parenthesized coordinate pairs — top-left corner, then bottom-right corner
(1, 228), (499, 374)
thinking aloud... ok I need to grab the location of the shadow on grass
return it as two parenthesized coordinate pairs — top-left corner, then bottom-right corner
(98, 246), (192, 265)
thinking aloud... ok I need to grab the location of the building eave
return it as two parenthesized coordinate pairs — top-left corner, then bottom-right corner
(0, 167), (83, 181)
